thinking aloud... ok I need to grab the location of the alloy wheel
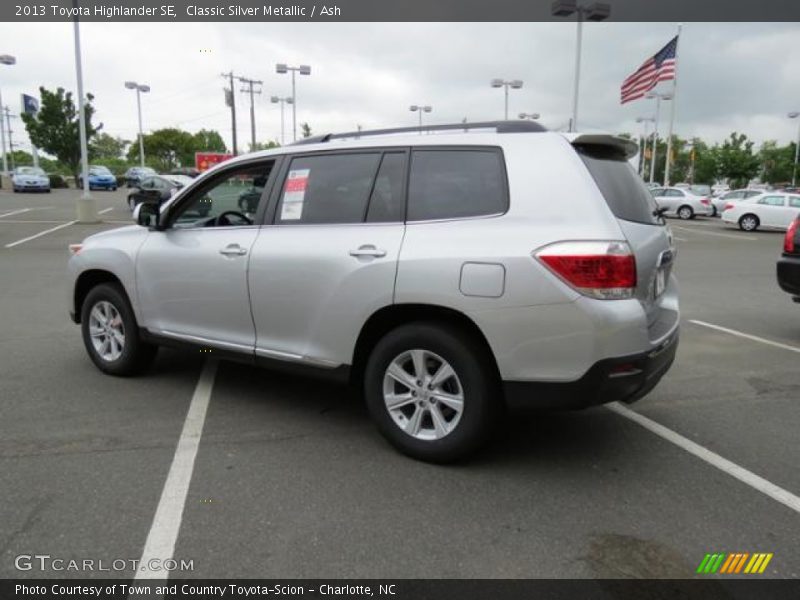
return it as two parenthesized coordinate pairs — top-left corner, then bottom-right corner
(382, 349), (464, 441)
(88, 300), (126, 362)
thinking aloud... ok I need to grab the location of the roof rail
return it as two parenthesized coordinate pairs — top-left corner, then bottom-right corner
(291, 120), (547, 145)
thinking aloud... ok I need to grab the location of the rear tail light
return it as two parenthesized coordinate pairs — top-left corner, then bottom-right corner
(700, 198), (710, 205)
(724, 203), (735, 211)
(68, 243), (83, 255)
(785, 219), (799, 253)
(535, 241), (637, 300)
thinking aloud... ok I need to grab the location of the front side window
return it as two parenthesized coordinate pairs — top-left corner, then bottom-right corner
(169, 162), (273, 229)
(407, 149), (506, 221)
(276, 153), (381, 224)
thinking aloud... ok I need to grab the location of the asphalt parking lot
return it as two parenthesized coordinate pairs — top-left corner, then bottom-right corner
(1, 187), (798, 580)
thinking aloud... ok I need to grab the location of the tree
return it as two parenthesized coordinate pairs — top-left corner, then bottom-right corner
(90, 132), (128, 161)
(250, 140), (281, 151)
(192, 129), (227, 153)
(21, 86), (101, 179)
(717, 132), (760, 189)
(758, 140), (796, 184)
(301, 122), (312, 138)
(127, 128), (196, 172)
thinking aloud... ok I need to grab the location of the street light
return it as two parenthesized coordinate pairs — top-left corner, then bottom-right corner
(125, 81), (150, 168)
(0, 54), (16, 176)
(789, 111), (800, 187)
(518, 112), (540, 120)
(271, 96), (293, 145)
(409, 104), (432, 134)
(490, 78), (523, 120)
(645, 90), (672, 185)
(276, 63), (311, 142)
(635, 116), (655, 178)
(551, 0), (611, 132)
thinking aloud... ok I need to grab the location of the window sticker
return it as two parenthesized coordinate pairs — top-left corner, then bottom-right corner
(281, 168), (310, 220)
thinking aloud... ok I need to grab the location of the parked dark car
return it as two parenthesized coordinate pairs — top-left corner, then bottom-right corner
(124, 166), (157, 188)
(170, 167), (200, 178)
(126, 175), (189, 210)
(777, 216), (800, 303)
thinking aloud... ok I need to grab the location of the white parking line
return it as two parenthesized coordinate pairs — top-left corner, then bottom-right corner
(4, 221), (76, 248)
(99, 207), (114, 214)
(672, 236), (688, 242)
(672, 225), (756, 241)
(607, 403), (800, 515)
(135, 359), (218, 580)
(690, 320), (800, 354)
(0, 208), (32, 218)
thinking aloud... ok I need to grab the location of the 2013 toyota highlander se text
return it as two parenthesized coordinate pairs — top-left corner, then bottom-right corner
(67, 121), (679, 462)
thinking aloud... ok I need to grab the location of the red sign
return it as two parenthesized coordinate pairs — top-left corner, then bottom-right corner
(195, 152), (233, 172)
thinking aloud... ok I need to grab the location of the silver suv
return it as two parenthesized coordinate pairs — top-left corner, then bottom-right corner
(68, 121), (679, 462)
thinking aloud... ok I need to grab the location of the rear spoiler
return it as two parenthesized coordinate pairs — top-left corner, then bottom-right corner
(564, 133), (639, 160)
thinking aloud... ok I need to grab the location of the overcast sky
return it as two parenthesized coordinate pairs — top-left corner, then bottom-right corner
(0, 21), (798, 154)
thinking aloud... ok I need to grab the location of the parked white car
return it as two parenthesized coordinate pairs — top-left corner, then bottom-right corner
(650, 186), (714, 220)
(721, 193), (800, 232)
(710, 189), (763, 217)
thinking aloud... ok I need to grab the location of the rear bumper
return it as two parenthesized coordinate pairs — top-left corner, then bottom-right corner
(503, 329), (678, 410)
(777, 254), (800, 298)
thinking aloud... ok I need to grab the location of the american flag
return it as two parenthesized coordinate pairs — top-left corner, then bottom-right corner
(620, 36), (678, 104)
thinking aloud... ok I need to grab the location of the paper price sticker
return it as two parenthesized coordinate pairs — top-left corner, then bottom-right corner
(281, 169), (310, 220)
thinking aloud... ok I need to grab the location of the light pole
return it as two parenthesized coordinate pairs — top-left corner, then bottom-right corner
(636, 116), (655, 178)
(490, 79), (523, 120)
(125, 81), (150, 168)
(409, 104), (432, 134)
(276, 63), (311, 142)
(73, 7), (98, 222)
(789, 111), (800, 187)
(518, 112), (540, 121)
(551, 1), (611, 132)
(646, 90), (672, 185)
(0, 54), (16, 176)
(271, 96), (293, 145)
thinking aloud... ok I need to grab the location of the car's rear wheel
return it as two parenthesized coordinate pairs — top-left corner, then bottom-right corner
(364, 322), (499, 463)
(677, 205), (694, 220)
(80, 283), (157, 376)
(739, 214), (759, 232)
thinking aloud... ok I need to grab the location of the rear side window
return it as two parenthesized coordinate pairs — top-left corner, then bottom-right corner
(577, 146), (660, 225)
(277, 153), (381, 224)
(407, 149), (507, 221)
(758, 195), (785, 206)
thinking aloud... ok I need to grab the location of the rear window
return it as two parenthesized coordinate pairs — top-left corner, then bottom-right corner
(407, 149), (507, 221)
(577, 146), (661, 225)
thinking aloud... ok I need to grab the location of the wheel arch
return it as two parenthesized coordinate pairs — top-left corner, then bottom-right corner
(351, 303), (501, 387)
(73, 269), (127, 323)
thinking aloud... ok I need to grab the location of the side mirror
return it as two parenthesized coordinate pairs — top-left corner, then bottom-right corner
(133, 201), (159, 228)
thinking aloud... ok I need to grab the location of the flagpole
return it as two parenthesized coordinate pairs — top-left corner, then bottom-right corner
(664, 24), (682, 186)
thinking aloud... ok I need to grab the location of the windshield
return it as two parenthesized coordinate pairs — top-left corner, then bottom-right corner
(90, 166), (112, 175)
(17, 167), (46, 176)
(691, 185), (711, 196)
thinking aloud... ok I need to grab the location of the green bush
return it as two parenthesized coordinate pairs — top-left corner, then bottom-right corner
(48, 174), (68, 188)
(116, 175), (125, 187)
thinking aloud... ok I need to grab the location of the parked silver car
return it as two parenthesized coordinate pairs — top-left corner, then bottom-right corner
(67, 122), (679, 462)
(650, 186), (714, 219)
(12, 166), (50, 192)
(711, 189), (763, 217)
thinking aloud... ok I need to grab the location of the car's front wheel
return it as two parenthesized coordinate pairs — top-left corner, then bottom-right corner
(364, 322), (499, 463)
(80, 283), (157, 376)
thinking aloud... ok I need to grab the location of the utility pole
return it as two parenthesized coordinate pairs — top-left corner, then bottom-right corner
(221, 71), (238, 155)
(4, 106), (15, 170)
(238, 76), (262, 152)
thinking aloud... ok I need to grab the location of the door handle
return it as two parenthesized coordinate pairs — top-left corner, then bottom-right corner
(349, 244), (387, 258)
(219, 244), (247, 257)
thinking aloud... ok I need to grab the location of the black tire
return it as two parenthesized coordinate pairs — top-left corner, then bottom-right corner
(677, 205), (694, 220)
(739, 214), (759, 232)
(111, 186), (117, 192)
(364, 322), (499, 463)
(80, 283), (157, 376)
